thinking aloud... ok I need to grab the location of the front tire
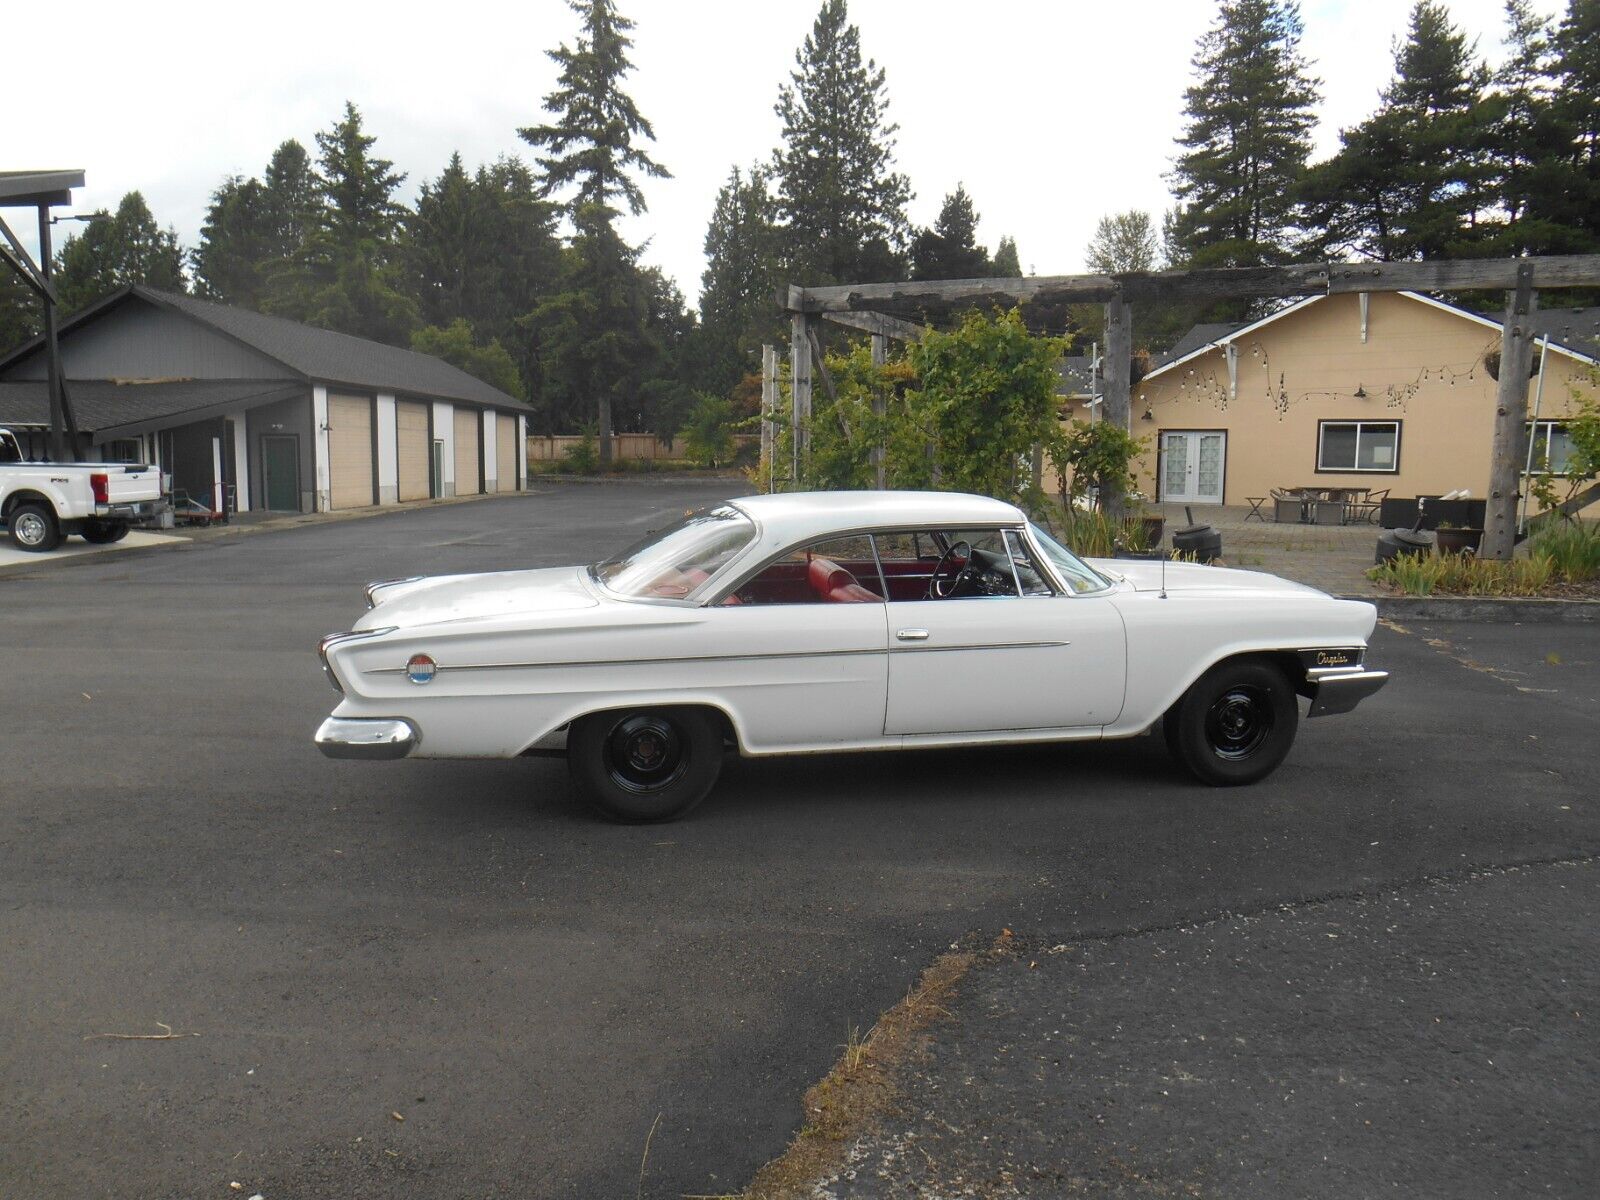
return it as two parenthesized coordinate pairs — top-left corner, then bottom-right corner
(7, 501), (61, 552)
(81, 519), (131, 544)
(567, 707), (725, 823)
(1164, 659), (1298, 786)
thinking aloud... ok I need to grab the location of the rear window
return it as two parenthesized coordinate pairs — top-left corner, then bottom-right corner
(593, 506), (756, 599)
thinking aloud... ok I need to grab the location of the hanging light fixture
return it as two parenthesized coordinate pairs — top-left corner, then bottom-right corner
(1141, 406), (1154, 421)
(1353, 384), (1368, 399)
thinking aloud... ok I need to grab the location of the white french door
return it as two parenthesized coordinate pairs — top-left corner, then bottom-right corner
(1159, 431), (1226, 505)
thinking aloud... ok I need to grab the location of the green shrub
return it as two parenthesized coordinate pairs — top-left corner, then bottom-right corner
(1528, 520), (1600, 583)
(563, 427), (599, 475)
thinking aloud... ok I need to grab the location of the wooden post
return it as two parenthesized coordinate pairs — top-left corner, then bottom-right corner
(790, 313), (812, 484)
(1101, 293), (1133, 518)
(760, 344), (776, 492)
(1481, 265), (1538, 562)
(870, 333), (887, 489)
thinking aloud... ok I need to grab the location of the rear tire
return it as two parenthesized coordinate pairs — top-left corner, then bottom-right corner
(7, 501), (61, 552)
(81, 519), (131, 544)
(567, 707), (724, 823)
(1165, 659), (1299, 786)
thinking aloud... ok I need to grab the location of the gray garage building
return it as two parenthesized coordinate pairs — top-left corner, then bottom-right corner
(0, 285), (530, 513)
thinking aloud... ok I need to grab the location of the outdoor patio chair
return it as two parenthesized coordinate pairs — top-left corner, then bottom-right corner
(1270, 487), (1306, 523)
(1346, 488), (1389, 524)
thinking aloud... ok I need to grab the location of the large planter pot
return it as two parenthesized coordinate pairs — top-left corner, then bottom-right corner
(1435, 527), (1484, 555)
(1375, 528), (1434, 564)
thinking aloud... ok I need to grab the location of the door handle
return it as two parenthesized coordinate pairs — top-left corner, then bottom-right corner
(896, 628), (930, 641)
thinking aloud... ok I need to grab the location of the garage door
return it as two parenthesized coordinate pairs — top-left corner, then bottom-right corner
(397, 401), (430, 501)
(496, 414), (516, 493)
(453, 408), (481, 495)
(328, 394), (374, 509)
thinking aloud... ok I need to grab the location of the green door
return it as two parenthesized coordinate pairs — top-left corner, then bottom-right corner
(262, 436), (299, 511)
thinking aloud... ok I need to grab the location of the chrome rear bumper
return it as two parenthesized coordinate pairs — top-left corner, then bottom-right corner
(1306, 668), (1390, 718)
(315, 716), (419, 760)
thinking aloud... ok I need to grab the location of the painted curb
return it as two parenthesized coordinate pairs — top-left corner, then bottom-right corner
(1342, 595), (1600, 623)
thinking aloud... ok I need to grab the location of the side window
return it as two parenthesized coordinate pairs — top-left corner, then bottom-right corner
(874, 528), (1039, 601)
(724, 535), (884, 606)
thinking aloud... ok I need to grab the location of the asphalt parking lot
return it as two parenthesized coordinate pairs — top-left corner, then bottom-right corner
(2, 480), (1596, 1198)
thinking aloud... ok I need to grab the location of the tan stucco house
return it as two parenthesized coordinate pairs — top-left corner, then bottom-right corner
(1062, 291), (1598, 513)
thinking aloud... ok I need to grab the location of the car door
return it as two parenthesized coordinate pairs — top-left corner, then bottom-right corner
(698, 534), (890, 753)
(878, 528), (1126, 735)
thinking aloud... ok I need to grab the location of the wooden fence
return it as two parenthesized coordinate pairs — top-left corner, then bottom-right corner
(527, 433), (758, 462)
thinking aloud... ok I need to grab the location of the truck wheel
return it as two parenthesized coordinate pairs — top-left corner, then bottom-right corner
(8, 502), (61, 552)
(567, 707), (724, 823)
(81, 519), (131, 544)
(1164, 659), (1299, 786)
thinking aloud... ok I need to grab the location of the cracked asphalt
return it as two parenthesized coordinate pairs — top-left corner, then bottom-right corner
(1, 480), (1595, 1198)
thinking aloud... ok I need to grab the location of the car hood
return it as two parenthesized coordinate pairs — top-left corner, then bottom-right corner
(1087, 558), (1328, 598)
(355, 566), (599, 630)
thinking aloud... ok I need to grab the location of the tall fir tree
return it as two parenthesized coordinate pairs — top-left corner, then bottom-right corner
(265, 103), (417, 344)
(1167, 0), (1320, 269)
(1547, 0), (1600, 250)
(519, 0), (671, 446)
(773, 0), (911, 286)
(406, 154), (561, 396)
(192, 176), (272, 304)
(261, 140), (322, 265)
(54, 191), (186, 311)
(991, 235), (1022, 278)
(910, 185), (992, 280)
(1482, 0), (1565, 252)
(697, 163), (783, 395)
(1301, 2), (1492, 260)
(0, 270), (40, 356)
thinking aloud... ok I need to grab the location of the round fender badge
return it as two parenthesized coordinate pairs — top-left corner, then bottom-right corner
(406, 653), (437, 685)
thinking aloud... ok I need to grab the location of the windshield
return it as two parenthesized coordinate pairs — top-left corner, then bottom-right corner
(1027, 523), (1113, 594)
(593, 505), (756, 600)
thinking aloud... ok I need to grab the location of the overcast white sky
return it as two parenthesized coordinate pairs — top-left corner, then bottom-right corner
(6, 0), (1565, 307)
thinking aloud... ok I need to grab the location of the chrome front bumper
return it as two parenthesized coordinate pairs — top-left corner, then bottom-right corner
(1306, 668), (1390, 718)
(315, 716), (420, 760)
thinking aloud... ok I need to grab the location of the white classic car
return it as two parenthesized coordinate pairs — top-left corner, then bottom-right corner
(315, 491), (1388, 821)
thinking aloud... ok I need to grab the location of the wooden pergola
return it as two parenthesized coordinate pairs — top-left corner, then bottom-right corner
(775, 254), (1600, 560)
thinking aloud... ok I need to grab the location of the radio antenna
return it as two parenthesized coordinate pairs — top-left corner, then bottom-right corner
(1160, 545), (1168, 599)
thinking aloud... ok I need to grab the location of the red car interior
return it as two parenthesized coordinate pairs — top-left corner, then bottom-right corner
(807, 556), (882, 603)
(722, 552), (965, 605)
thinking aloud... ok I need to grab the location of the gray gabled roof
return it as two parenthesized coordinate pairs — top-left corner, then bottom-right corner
(0, 285), (529, 412)
(1155, 322), (1244, 368)
(0, 378), (304, 440)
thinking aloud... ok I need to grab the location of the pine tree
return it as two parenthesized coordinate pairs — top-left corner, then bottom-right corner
(517, 0), (669, 218)
(518, 0), (670, 451)
(261, 140), (321, 264)
(991, 236), (1021, 277)
(192, 176), (273, 304)
(1084, 210), (1162, 274)
(0, 271), (40, 356)
(1484, 0), (1561, 253)
(54, 191), (186, 311)
(910, 185), (992, 280)
(315, 101), (406, 250)
(697, 164), (783, 394)
(773, 0), (912, 286)
(1167, 0), (1320, 268)
(265, 104), (417, 344)
(1301, 2), (1492, 260)
(1547, 0), (1600, 250)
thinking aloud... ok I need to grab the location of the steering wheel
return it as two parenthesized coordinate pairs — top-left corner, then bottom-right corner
(927, 541), (973, 599)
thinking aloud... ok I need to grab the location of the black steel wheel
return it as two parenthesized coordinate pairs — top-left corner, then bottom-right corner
(7, 501), (60, 552)
(1164, 659), (1298, 786)
(567, 707), (724, 822)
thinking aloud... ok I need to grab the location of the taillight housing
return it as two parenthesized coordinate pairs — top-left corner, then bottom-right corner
(90, 472), (109, 505)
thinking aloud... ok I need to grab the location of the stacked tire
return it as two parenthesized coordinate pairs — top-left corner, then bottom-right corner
(1374, 527), (1433, 564)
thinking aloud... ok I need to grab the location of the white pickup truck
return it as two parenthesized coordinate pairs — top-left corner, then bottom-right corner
(0, 428), (166, 552)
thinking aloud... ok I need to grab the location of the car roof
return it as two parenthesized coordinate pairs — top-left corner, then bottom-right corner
(728, 490), (1026, 547)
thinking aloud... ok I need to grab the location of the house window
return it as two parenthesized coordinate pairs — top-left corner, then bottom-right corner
(1317, 421), (1400, 473)
(101, 439), (142, 463)
(1525, 421), (1576, 474)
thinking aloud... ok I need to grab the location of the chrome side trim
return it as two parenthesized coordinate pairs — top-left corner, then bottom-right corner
(365, 577), (423, 609)
(368, 646), (888, 674)
(317, 626), (398, 693)
(314, 716), (420, 760)
(889, 640), (1071, 654)
(1307, 668), (1389, 717)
